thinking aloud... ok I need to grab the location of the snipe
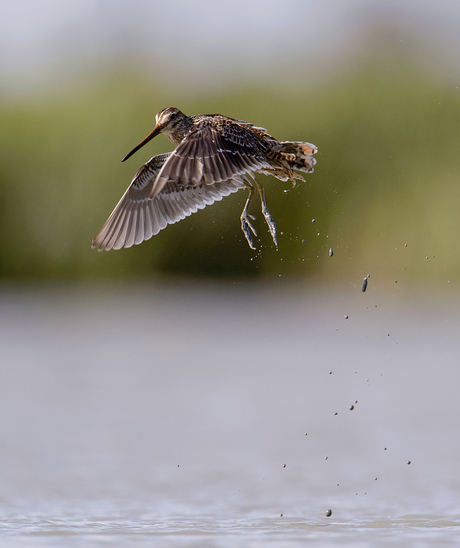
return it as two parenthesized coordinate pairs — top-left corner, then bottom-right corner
(92, 107), (318, 251)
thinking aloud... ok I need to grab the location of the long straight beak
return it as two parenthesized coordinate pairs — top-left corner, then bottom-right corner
(121, 125), (161, 162)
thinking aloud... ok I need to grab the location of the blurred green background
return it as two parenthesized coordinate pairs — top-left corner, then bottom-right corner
(1, 1), (459, 288)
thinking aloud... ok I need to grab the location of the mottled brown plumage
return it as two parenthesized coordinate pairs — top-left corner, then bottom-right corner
(92, 107), (317, 251)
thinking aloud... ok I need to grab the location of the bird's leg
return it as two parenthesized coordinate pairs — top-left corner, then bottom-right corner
(241, 179), (257, 250)
(254, 178), (278, 247)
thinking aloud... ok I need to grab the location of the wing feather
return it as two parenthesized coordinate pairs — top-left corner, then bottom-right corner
(92, 153), (247, 251)
(152, 200), (167, 234)
(149, 121), (273, 198)
(106, 204), (129, 250)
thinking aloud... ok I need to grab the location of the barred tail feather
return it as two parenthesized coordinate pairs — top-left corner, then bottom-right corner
(279, 141), (318, 173)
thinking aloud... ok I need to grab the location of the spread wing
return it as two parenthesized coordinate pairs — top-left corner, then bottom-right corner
(149, 119), (275, 199)
(92, 153), (247, 251)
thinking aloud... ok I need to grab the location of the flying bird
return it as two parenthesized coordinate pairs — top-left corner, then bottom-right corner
(92, 107), (317, 251)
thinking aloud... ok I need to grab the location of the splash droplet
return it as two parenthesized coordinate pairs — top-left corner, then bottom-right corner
(362, 274), (370, 292)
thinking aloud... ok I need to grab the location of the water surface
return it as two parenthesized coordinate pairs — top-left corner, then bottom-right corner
(0, 281), (459, 546)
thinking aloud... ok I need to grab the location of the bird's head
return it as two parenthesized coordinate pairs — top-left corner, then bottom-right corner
(154, 107), (183, 131)
(122, 107), (187, 162)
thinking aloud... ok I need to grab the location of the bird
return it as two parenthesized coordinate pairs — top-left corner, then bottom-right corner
(92, 107), (318, 251)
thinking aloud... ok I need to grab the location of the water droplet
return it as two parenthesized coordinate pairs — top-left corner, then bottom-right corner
(283, 464), (286, 468)
(326, 509), (332, 517)
(345, 315), (349, 319)
(349, 405), (354, 411)
(362, 274), (370, 292)
(407, 460), (411, 465)
(329, 247), (333, 257)
(312, 219), (316, 223)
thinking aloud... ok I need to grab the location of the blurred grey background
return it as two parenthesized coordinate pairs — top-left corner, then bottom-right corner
(1, 0), (459, 284)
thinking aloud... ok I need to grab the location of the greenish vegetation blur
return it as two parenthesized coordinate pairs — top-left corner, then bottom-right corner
(1, 31), (458, 285)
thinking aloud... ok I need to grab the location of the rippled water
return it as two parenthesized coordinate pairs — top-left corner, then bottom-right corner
(0, 281), (459, 546)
